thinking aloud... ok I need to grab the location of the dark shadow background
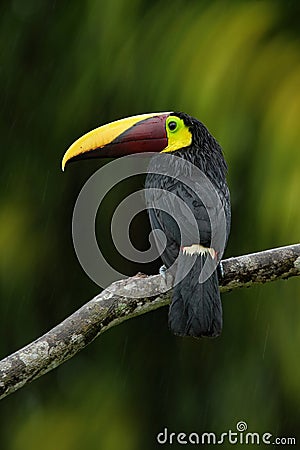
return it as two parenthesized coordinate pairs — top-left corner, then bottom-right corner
(0, 1), (300, 448)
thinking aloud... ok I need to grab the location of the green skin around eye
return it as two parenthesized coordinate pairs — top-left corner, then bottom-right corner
(162, 116), (192, 153)
(166, 116), (184, 137)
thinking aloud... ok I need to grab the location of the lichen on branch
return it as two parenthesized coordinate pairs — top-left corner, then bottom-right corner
(0, 243), (299, 401)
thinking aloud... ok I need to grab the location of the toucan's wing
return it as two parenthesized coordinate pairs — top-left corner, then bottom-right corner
(146, 182), (214, 269)
(147, 207), (180, 269)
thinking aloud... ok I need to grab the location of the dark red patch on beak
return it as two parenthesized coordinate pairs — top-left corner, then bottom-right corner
(110, 114), (169, 155)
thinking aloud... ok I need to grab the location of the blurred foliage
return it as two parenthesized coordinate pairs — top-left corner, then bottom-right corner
(0, 0), (300, 449)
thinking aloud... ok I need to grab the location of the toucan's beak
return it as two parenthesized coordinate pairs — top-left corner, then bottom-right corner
(62, 112), (171, 171)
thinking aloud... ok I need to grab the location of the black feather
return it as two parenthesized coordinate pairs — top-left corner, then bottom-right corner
(169, 252), (222, 338)
(145, 112), (230, 338)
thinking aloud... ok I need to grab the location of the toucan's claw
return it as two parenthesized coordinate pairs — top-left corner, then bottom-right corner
(159, 264), (167, 280)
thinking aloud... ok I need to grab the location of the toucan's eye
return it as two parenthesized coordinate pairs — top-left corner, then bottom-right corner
(168, 121), (178, 131)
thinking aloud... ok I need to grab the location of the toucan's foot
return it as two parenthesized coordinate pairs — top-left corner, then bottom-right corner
(159, 264), (167, 280)
(217, 261), (224, 279)
(134, 272), (147, 278)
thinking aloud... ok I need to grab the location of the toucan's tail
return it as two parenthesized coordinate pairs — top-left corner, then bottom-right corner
(168, 250), (222, 338)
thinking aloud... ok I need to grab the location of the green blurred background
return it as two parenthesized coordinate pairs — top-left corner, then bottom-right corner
(1, 0), (300, 448)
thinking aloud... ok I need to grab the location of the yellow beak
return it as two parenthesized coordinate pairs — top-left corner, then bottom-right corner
(62, 112), (171, 171)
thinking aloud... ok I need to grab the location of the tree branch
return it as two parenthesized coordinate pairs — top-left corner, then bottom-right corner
(0, 244), (299, 400)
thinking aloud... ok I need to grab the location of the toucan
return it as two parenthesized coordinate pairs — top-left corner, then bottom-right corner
(62, 112), (231, 338)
